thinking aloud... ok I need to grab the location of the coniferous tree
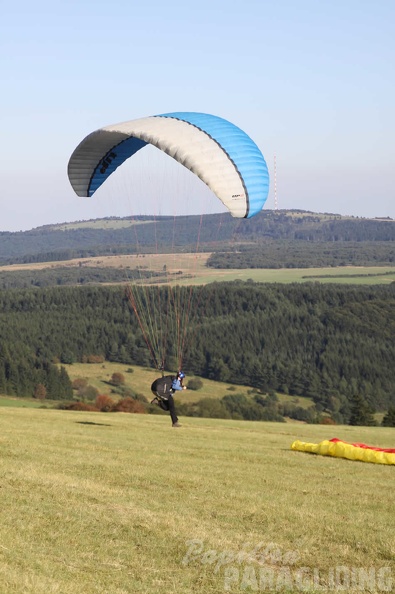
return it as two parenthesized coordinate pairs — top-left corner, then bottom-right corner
(0, 283), (394, 410)
(382, 408), (395, 427)
(348, 394), (377, 426)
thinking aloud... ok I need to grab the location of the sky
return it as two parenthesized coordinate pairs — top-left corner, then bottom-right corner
(1, 0), (394, 231)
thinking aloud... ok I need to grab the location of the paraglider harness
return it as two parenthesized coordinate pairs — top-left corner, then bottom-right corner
(150, 375), (176, 405)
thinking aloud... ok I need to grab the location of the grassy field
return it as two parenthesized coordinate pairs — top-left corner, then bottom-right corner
(0, 408), (394, 594)
(0, 396), (52, 408)
(57, 361), (314, 410)
(2, 253), (395, 286)
(176, 266), (395, 286)
(47, 219), (151, 231)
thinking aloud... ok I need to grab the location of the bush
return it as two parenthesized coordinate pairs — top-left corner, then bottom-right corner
(112, 397), (146, 413)
(177, 398), (231, 419)
(280, 404), (318, 423)
(72, 378), (88, 391)
(187, 378), (203, 391)
(60, 351), (75, 364)
(319, 416), (337, 425)
(82, 354), (105, 364)
(133, 392), (148, 403)
(268, 391), (279, 402)
(78, 384), (99, 401)
(33, 383), (47, 400)
(95, 394), (115, 412)
(110, 372), (125, 386)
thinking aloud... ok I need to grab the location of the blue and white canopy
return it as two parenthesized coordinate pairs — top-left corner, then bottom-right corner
(67, 112), (269, 218)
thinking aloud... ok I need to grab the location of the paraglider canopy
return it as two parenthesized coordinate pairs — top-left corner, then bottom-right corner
(67, 111), (270, 371)
(67, 112), (269, 218)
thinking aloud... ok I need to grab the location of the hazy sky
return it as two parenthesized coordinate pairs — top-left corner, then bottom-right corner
(1, 0), (394, 231)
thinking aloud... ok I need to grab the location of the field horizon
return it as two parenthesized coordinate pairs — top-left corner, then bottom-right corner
(1, 252), (394, 286)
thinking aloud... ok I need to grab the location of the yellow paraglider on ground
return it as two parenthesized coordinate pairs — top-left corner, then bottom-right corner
(291, 438), (395, 465)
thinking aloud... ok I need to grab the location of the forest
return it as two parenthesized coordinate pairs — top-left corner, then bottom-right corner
(0, 282), (394, 425)
(1, 211), (394, 426)
(207, 240), (395, 269)
(1, 210), (394, 265)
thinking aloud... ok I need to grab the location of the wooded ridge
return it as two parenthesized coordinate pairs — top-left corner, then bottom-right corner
(0, 283), (394, 423)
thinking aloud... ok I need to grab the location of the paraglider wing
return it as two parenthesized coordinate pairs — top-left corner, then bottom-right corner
(291, 438), (395, 465)
(67, 112), (269, 218)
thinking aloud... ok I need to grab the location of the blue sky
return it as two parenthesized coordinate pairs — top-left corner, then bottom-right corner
(1, 0), (394, 231)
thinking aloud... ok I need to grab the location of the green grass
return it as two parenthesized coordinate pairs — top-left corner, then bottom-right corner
(3, 251), (395, 286)
(0, 396), (56, 408)
(151, 265), (395, 286)
(0, 408), (394, 593)
(186, 266), (395, 286)
(48, 219), (145, 231)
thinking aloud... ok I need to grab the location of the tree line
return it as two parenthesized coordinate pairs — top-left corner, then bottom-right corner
(0, 266), (163, 290)
(207, 241), (395, 269)
(0, 282), (394, 425)
(1, 210), (394, 265)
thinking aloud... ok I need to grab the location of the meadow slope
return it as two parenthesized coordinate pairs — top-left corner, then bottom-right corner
(0, 408), (394, 593)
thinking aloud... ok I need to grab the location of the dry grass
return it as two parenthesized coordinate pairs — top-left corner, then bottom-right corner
(60, 361), (314, 410)
(0, 408), (394, 593)
(2, 254), (395, 286)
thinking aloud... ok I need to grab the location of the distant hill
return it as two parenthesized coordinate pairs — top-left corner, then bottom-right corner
(1, 210), (394, 266)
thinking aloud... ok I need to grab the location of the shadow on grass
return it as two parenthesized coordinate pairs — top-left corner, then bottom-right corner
(76, 421), (112, 427)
